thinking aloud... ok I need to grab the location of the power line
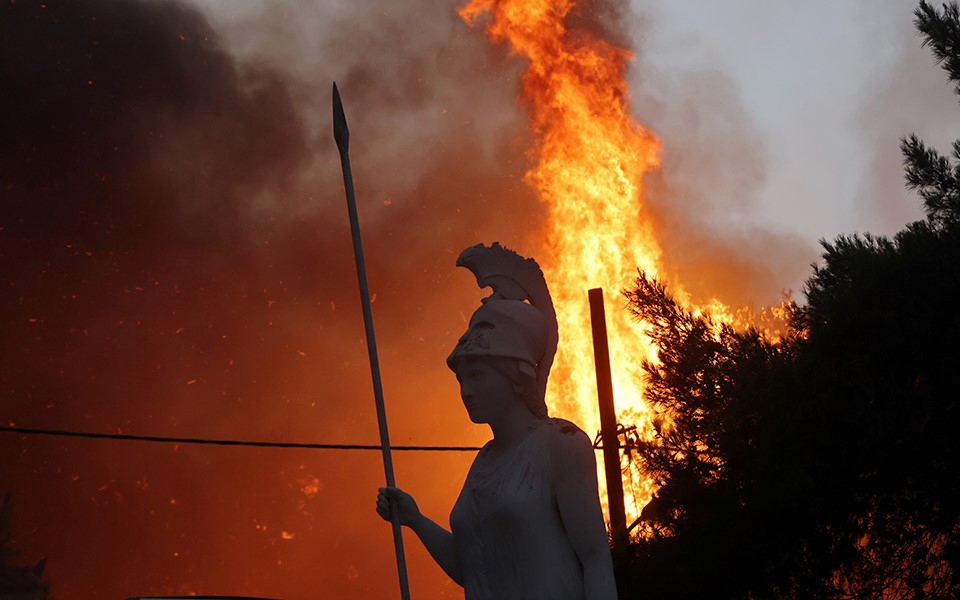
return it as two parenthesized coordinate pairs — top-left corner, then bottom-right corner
(0, 425), (481, 452)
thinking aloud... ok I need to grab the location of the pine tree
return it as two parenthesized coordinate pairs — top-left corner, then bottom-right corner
(620, 3), (960, 598)
(901, 1), (960, 229)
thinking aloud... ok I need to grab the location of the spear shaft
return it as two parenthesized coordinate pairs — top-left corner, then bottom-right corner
(332, 82), (411, 600)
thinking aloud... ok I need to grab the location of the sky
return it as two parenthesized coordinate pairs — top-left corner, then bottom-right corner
(2, 0), (958, 598)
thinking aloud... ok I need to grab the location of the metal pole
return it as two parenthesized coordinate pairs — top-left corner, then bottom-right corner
(588, 288), (628, 554)
(333, 82), (411, 600)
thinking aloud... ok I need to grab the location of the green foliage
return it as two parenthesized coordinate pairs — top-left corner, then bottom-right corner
(902, 2), (960, 228)
(901, 134), (960, 228)
(618, 3), (960, 597)
(915, 1), (960, 96)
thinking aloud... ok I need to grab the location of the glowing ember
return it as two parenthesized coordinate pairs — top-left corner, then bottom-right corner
(298, 476), (322, 499)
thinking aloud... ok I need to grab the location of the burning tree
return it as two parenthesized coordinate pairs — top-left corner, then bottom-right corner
(619, 2), (960, 598)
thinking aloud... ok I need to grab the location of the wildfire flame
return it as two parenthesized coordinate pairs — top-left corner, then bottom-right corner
(459, 0), (722, 525)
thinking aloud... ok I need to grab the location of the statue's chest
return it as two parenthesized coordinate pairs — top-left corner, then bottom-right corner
(453, 438), (554, 536)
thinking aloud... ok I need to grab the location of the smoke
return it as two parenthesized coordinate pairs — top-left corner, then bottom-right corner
(624, 1), (960, 310)
(619, 10), (812, 309)
(640, 90), (811, 308)
(194, 0), (535, 219)
(1, 0), (540, 597)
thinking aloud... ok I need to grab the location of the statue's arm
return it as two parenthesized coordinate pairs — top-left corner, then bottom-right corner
(554, 432), (619, 600)
(376, 487), (463, 586)
(408, 513), (463, 585)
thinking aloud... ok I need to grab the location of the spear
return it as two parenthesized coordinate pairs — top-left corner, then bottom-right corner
(332, 82), (411, 600)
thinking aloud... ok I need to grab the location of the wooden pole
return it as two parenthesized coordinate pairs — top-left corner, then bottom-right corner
(333, 82), (411, 600)
(588, 288), (628, 554)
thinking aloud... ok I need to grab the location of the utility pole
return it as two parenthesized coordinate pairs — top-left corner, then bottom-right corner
(589, 288), (628, 557)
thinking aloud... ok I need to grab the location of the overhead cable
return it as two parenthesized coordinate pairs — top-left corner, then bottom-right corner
(0, 425), (481, 452)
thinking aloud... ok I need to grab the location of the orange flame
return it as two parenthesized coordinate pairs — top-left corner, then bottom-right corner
(461, 0), (675, 526)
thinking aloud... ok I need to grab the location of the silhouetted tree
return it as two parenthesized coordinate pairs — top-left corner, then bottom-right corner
(903, 1), (960, 229)
(618, 3), (960, 598)
(0, 494), (48, 600)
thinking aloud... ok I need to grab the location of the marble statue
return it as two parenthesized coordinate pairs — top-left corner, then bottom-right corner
(376, 243), (618, 600)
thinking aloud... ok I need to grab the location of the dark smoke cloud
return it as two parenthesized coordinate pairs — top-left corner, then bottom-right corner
(1, 0), (324, 439)
(194, 0), (535, 220)
(1, 0), (540, 597)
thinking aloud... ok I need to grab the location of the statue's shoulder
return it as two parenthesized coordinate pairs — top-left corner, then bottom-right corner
(542, 417), (585, 435)
(541, 417), (592, 449)
(540, 418), (596, 473)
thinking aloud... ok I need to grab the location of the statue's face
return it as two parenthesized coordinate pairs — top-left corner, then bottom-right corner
(455, 358), (518, 425)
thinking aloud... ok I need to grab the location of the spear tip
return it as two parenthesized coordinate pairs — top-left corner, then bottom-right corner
(332, 82), (350, 154)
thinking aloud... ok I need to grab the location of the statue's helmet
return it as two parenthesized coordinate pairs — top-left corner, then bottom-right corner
(446, 242), (558, 417)
(446, 298), (547, 379)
